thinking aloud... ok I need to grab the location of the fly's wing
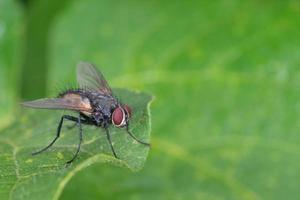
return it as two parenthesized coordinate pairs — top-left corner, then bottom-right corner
(21, 98), (92, 112)
(77, 62), (113, 95)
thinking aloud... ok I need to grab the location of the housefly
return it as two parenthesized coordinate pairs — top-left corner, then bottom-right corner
(22, 62), (150, 164)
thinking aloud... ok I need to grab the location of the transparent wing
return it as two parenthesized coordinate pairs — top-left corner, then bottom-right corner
(21, 98), (92, 112)
(77, 61), (113, 95)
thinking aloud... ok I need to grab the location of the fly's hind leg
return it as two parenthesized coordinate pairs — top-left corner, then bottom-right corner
(65, 114), (83, 165)
(32, 115), (79, 155)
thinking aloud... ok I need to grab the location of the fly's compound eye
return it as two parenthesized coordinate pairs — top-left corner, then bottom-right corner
(112, 107), (126, 127)
(123, 104), (132, 118)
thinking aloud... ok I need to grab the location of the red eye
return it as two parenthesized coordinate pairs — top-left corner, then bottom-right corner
(112, 107), (125, 127)
(123, 104), (132, 117)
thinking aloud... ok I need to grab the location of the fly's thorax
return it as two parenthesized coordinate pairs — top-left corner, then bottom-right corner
(91, 111), (104, 126)
(89, 93), (117, 114)
(88, 93), (116, 106)
(90, 103), (117, 126)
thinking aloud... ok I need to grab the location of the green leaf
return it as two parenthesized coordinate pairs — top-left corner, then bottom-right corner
(2, 0), (300, 199)
(46, 0), (300, 200)
(0, 89), (153, 200)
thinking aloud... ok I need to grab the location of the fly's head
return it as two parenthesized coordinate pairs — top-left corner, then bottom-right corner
(112, 104), (132, 128)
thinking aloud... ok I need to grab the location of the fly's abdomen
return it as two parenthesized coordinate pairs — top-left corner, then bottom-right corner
(59, 91), (93, 116)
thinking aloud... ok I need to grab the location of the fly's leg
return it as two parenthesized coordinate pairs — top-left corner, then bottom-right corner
(67, 117), (93, 129)
(65, 114), (83, 165)
(126, 124), (150, 146)
(104, 128), (119, 159)
(32, 115), (79, 155)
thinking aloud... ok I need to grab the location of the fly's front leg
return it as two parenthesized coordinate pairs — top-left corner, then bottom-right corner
(125, 123), (150, 146)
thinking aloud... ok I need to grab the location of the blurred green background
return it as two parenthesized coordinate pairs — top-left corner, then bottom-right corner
(1, 0), (300, 199)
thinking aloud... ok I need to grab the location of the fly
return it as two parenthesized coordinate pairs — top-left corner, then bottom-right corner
(22, 61), (150, 165)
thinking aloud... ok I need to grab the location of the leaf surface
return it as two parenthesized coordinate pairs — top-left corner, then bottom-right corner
(0, 89), (153, 200)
